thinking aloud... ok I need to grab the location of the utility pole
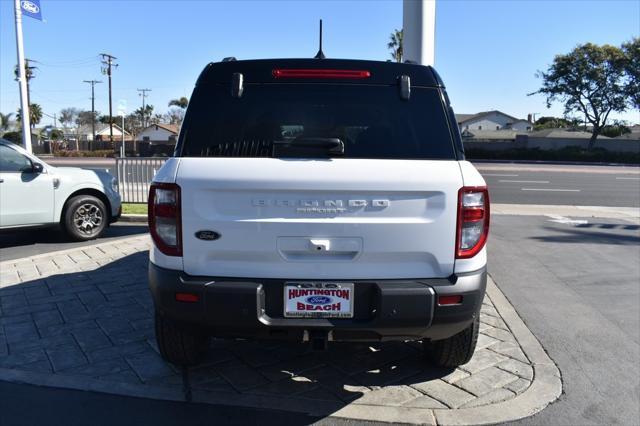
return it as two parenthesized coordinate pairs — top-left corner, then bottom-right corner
(100, 53), (117, 143)
(24, 58), (37, 108)
(83, 79), (102, 145)
(13, 0), (32, 152)
(137, 88), (151, 128)
(14, 58), (37, 122)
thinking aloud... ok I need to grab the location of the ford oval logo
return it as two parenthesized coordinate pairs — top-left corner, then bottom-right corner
(306, 296), (331, 305)
(195, 230), (220, 241)
(21, 0), (39, 13)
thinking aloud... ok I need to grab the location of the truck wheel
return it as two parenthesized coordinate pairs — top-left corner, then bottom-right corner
(424, 316), (479, 367)
(63, 195), (107, 241)
(155, 312), (209, 366)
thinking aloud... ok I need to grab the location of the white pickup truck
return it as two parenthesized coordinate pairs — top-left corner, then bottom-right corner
(148, 59), (489, 367)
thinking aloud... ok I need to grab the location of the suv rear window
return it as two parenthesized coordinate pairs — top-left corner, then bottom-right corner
(178, 84), (456, 159)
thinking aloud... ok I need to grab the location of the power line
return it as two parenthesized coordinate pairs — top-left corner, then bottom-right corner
(137, 88), (151, 128)
(29, 55), (99, 66)
(100, 53), (118, 142)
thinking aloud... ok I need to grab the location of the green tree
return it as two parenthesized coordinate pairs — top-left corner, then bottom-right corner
(622, 38), (640, 110)
(387, 29), (403, 63)
(0, 112), (14, 134)
(533, 116), (576, 130)
(165, 109), (184, 126)
(601, 120), (632, 138)
(168, 97), (189, 109)
(530, 42), (636, 149)
(149, 113), (164, 125)
(50, 128), (64, 141)
(2, 131), (21, 144)
(135, 104), (154, 128)
(59, 107), (79, 129)
(167, 97), (188, 127)
(16, 103), (43, 128)
(76, 110), (98, 127)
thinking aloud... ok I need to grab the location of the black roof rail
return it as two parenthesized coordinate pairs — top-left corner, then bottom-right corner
(222, 57), (237, 62)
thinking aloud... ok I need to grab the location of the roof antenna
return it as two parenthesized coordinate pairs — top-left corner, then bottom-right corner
(314, 19), (326, 59)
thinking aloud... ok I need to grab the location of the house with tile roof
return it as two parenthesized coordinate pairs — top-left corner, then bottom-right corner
(135, 123), (179, 144)
(456, 110), (533, 133)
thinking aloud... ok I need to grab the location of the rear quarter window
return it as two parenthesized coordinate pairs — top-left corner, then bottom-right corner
(178, 84), (456, 160)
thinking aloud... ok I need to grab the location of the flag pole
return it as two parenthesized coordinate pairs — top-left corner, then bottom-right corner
(14, 0), (32, 153)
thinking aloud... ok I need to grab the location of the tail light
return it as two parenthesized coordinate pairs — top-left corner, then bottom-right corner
(456, 186), (490, 259)
(148, 183), (182, 256)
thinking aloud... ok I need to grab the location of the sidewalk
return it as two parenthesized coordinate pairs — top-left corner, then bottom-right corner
(0, 236), (561, 425)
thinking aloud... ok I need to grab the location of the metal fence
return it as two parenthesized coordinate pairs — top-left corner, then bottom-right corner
(115, 157), (167, 203)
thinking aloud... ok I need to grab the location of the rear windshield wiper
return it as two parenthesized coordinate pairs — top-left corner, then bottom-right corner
(273, 137), (344, 157)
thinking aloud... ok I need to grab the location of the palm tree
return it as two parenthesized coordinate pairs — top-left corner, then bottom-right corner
(135, 104), (154, 128)
(16, 103), (43, 129)
(168, 97), (188, 109)
(0, 112), (14, 134)
(387, 29), (404, 63)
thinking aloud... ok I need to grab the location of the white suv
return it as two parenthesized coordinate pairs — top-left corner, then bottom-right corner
(148, 59), (489, 367)
(0, 139), (121, 240)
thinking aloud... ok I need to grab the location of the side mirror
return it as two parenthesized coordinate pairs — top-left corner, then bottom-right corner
(32, 162), (44, 174)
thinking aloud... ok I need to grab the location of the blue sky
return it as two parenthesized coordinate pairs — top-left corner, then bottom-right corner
(1, 0), (638, 127)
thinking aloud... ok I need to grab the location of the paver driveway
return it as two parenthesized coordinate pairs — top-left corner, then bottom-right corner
(0, 236), (560, 425)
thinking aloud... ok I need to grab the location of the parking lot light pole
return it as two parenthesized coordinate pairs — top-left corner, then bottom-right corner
(402, 0), (436, 66)
(13, 0), (32, 152)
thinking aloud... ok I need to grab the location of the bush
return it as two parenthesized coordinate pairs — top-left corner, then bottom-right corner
(53, 149), (115, 158)
(465, 146), (640, 164)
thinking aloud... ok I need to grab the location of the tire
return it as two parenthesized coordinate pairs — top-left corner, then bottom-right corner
(62, 195), (108, 241)
(424, 316), (479, 368)
(155, 312), (209, 366)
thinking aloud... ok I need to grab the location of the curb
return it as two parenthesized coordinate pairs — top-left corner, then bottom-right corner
(472, 159), (640, 167)
(330, 277), (562, 425)
(119, 214), (148, 223)
(432, 278), (562, 425)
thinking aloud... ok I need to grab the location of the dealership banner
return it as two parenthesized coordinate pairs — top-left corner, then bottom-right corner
(21, 0), (42, 21)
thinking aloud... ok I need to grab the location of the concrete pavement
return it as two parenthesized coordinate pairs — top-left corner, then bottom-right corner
(0, 235), (560, 425)
(489, 215), (640, 425)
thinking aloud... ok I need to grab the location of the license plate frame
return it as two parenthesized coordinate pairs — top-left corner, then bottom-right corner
(284, 282), (354, 318)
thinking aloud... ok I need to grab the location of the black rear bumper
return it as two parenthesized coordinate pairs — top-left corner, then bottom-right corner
(148, 262), (486, 342)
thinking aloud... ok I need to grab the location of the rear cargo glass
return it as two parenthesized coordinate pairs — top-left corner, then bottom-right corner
(178, 84), (456, 159)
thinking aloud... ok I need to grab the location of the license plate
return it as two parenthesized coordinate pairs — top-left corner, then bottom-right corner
(284, 282), (354, 318)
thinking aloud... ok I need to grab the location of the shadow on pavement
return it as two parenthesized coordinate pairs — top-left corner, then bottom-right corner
(531, 224), (640, 246)
(0, 380), (319, 426)
(0, 224), (148, 250)
(0, 251), (455, 421)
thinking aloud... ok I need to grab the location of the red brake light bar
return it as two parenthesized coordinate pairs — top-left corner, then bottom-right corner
(272, 69), (371, 79)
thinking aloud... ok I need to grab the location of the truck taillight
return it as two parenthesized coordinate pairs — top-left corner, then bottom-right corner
(456, 186), (490, 259)
(148, 183), (182, 256)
